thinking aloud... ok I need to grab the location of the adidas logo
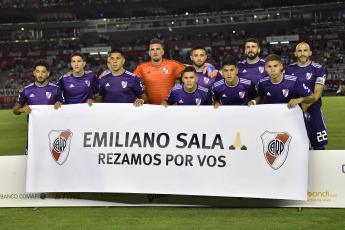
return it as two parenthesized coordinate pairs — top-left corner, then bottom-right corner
(222, 94), (227, 97)
(29, 93), (35, 98)
(267, 92), (271, 96)
(179, 99), (184, 104)
(242, 69), (247, 73)
(105, 83), (110, 87)
(69, 84), (75, 88)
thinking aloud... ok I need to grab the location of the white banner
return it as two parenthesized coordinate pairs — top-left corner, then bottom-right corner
(26, 104), (309, 200)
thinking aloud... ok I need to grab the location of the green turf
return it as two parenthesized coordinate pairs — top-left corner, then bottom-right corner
(1, 207), (345, 229)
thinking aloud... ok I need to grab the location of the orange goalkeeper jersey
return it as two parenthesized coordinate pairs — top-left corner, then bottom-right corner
(134, 58), (185, 105)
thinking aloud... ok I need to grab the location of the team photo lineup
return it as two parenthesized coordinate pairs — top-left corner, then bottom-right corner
(13, 37), (328, 152)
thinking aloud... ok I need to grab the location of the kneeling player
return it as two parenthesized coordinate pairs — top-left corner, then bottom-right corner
(213, 58), (257, 108)
(161, 66), (213, 107)
(248, 54), (315, 108)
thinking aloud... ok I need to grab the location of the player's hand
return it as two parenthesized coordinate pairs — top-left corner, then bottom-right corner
(160, 101), (169, 108)
(203, 63), (217, 78)
(301, 102), (311, 112)
(22, 105), (32, 114)
(87, 99), (94, 107)
(54, 101), (62, 110)
(214, 102), (221, 109)
(133, 98), (144, 107)
(287, 98), (302, 109)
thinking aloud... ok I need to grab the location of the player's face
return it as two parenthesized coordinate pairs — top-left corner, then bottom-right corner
(294, 43), (312, 65)
(222, 65), (238, 83)
(182, 71), (198, 90)
(149, 44), (164, 62)
(245, 42), (260, 60)
(108, 53), (125, 72)
(190, 49), (207, 68)
(33, 66), (50, 84)
(71, 56), (86, 74)
(265, 60), (283, 81)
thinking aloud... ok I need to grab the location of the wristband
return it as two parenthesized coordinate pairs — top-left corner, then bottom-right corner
(251, 100), (256, 105)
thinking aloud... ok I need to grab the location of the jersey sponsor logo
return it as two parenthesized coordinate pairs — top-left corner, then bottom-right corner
(306, 73), (312, 80)
(69, 84), (75, 88)
(259, 66), (265, 73)
(195, 98), (201, 105)
(204, 77), (210, 84)
(261, 131), (292, 170)
(163, 68), (169, 75)
(105, 83), (110, 87)
(122, 81), (128, 88)
(282, 89), (289, 97)
(179, 99), (184, 104)
(48, 130), (73, 166)
(85, 80), (90, 87)
(239, 91), (245, 98)
(46, 92), (52, 99)
(29, 93), (35, 98)
(222, 94), (227, 98)
(242, 69), (247, 73)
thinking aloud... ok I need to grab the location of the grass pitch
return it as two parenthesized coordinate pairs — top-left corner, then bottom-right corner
(0, 96), (345, 229)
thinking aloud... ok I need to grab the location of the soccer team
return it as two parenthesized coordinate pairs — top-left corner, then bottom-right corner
(13, 38), (328, 151)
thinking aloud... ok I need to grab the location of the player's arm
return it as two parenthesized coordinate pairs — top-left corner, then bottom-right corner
(54, 87), (64, 110)
(214, 100), (222, 109)
(133, 93), (148, 107)
(248, 96), (262, 106)
(13, 103), (31, 115)
(301, 83), (324, 111)
(288, 93), (316, 109)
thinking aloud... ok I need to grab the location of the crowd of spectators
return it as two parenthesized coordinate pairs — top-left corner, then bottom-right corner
(0, 0), (116, 8)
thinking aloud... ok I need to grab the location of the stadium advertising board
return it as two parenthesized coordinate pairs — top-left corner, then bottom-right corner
(0, 89), (19, 109)
(2, 150), (345, 208)
(26, 104), (309, 200)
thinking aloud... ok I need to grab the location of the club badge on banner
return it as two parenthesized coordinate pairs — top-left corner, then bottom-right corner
(26, 104), (309, 200)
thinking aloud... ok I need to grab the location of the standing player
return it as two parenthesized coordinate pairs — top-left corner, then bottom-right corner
(190, 46), (222, 90)
(13, 59), (63, 155)
(134, 38), (216, 105)
(285, 42), (328, 150)
(161, 66), (212, 107)
(248, 54), (315, 108)
(58, 51), (98, 105)
(213, 58), (257, 108)
(92, 49), (147, 106)
(237, 38), (267, 85)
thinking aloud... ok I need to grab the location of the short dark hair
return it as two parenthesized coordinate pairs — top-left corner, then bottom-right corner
(71, 51), (86, 62)
(149, 38), (163, 48)
(222, 58), (237, 68)
(190, 45), (206, 54)
(245, 38), (260, 47)
(265, 54), (281, 64)
(109, 49), (125, 57)
(182, 66), (197, 75)
(33, 59), (50, 72)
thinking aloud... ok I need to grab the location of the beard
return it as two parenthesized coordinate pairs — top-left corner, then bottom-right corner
(297, 56), (310, 64)
(247, 52), (258, 60)
(193, 61), (205, 68)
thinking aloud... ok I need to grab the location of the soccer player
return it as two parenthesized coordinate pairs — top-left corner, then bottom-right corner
(248, 54), (315, 109)
(92, 49), (147, 106)
(58, 51), (98, 105)
(190, 46), (222, 89)
(237, 38), (267, 85)
(213, 58), (257, 108)
(13, 59), (63, 155)
(161, 66), (212, 107)
(134, 38), (216, 105)
(285, 42), (328, 150)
